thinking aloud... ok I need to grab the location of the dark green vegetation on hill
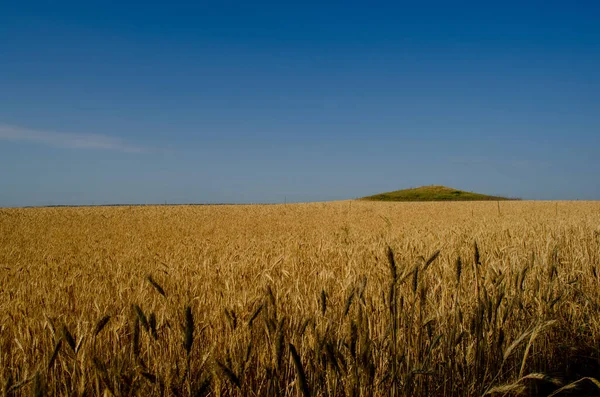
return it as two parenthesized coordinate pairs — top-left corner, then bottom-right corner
(361, 185), (514, 202)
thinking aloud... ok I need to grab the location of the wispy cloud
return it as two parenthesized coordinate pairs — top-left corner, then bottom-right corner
(0, 124), (148, 153)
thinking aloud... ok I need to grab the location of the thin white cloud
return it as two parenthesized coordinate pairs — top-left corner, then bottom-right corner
(0, 124), (148, 153)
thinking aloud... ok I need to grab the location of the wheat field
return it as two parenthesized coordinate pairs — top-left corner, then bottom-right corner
(1, 201), (600, 396)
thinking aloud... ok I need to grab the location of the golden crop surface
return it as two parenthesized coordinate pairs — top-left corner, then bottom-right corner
(1, 201), (600, 396)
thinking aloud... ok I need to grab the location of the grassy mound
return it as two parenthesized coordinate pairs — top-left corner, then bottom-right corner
(361, 185), (512, 202)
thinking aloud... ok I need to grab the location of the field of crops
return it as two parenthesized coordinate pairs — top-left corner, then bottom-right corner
(1, 201), (600, 396)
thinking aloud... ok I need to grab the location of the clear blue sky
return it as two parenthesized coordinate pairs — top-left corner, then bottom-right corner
(1, 1), (598, 206)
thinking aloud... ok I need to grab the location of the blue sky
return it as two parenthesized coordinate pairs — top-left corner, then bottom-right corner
(1, 1), (598, 206)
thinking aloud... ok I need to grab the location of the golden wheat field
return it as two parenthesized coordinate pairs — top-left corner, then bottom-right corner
(1, 201), (600, 396)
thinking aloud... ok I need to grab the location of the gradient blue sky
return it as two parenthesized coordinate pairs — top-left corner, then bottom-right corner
(1, 1), (598, 206)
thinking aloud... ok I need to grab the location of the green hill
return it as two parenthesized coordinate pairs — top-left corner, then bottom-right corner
(361, 185), (512, 202)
